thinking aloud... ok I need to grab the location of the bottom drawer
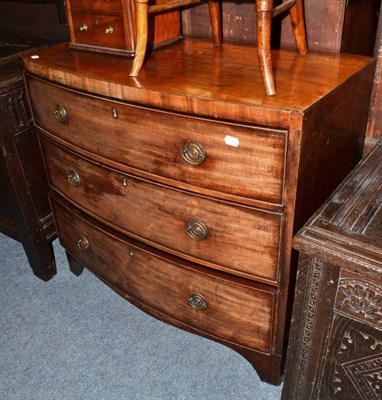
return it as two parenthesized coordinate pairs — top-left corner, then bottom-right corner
(51, 193), (276, 353)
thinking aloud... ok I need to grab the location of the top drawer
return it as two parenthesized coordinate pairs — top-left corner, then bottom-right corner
(27, 76), (287, 206)
(68, 0), (123, 13)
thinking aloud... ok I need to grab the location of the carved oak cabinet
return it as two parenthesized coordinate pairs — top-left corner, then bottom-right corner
(22, 39), (375, 384)
(282, 140), (382, 399)
(0, 54), (56, 281)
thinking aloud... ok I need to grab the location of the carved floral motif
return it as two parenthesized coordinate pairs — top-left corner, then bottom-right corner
(336, 279), (382, 328)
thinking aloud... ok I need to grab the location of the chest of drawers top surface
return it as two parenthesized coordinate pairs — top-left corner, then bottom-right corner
(22, 38), (374, 127)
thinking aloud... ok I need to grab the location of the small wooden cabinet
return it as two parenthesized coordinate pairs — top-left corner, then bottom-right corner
(22, 38), (375, 384)
(66, 0), (182, 56)
(282, 140), (382, 400)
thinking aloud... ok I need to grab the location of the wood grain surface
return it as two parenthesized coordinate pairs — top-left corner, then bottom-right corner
(28, 76), (287, 207)
(22, 39), (373, 126)
(52, 193), (275, 353)
(42, 136), (283, 284)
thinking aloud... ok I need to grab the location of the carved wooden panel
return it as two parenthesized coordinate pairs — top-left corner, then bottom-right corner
(0, 63), (55, 281)
(320, 316), (382, 400)
(281, 254), (340, 400)
(288, 256), (328, 399)
(335, 273), (382, 330)
(7, 88), (31, 132)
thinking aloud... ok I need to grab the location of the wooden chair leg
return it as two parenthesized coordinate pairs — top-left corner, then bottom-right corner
(130, 0), (149, 77)
(208, 0), (222, 46)
(289, 0), (308, 54)
(256, 0), (275, 96)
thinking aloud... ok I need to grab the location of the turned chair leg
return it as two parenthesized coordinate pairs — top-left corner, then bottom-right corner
(208, 0), (222, 46)
(130, 0), (222, 77)
(256, 0), (275, 96)
(290, 0), (308, 54)
(130, 0), (149, 77)
(256, 0), (308, 96)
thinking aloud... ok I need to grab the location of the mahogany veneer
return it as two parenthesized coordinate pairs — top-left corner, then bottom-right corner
(22, 38), (375, 384)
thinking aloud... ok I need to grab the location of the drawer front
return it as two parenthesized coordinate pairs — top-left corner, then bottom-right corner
(42, 138), (282, 283)
(28, 77), (286, 205)
(71, 13), (125, 49)
(52, 194), (275, 353)
(68, 0), (123, 13)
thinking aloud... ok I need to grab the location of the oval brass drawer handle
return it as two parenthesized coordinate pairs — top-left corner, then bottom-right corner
(181, 140), (205, 165)
(186, 218), (209, 241)
(105, 25), (114, 34)
(79, 24), (88, 32)
(77, 235), (89, 251)
(188, 293), (208, 311)
(68, 170), (81, 187)
(53, 103), (68, 124)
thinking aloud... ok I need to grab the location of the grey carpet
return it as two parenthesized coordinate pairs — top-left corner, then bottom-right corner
(0, 233), (282, 400)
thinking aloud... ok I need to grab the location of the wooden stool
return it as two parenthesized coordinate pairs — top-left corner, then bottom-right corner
(130, 0), (308, 96)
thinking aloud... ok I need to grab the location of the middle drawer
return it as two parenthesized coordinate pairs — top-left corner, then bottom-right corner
(42, 137), (283, 284)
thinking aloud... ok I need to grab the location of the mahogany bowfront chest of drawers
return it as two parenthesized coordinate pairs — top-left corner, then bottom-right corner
(22, 39), (375, 384)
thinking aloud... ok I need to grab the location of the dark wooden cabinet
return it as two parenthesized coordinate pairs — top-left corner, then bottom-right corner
(22, 38), (375, 385)
(282, 140), (382, 399)
(341, 0), (381, 56)
(0, 56), (56, 281)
